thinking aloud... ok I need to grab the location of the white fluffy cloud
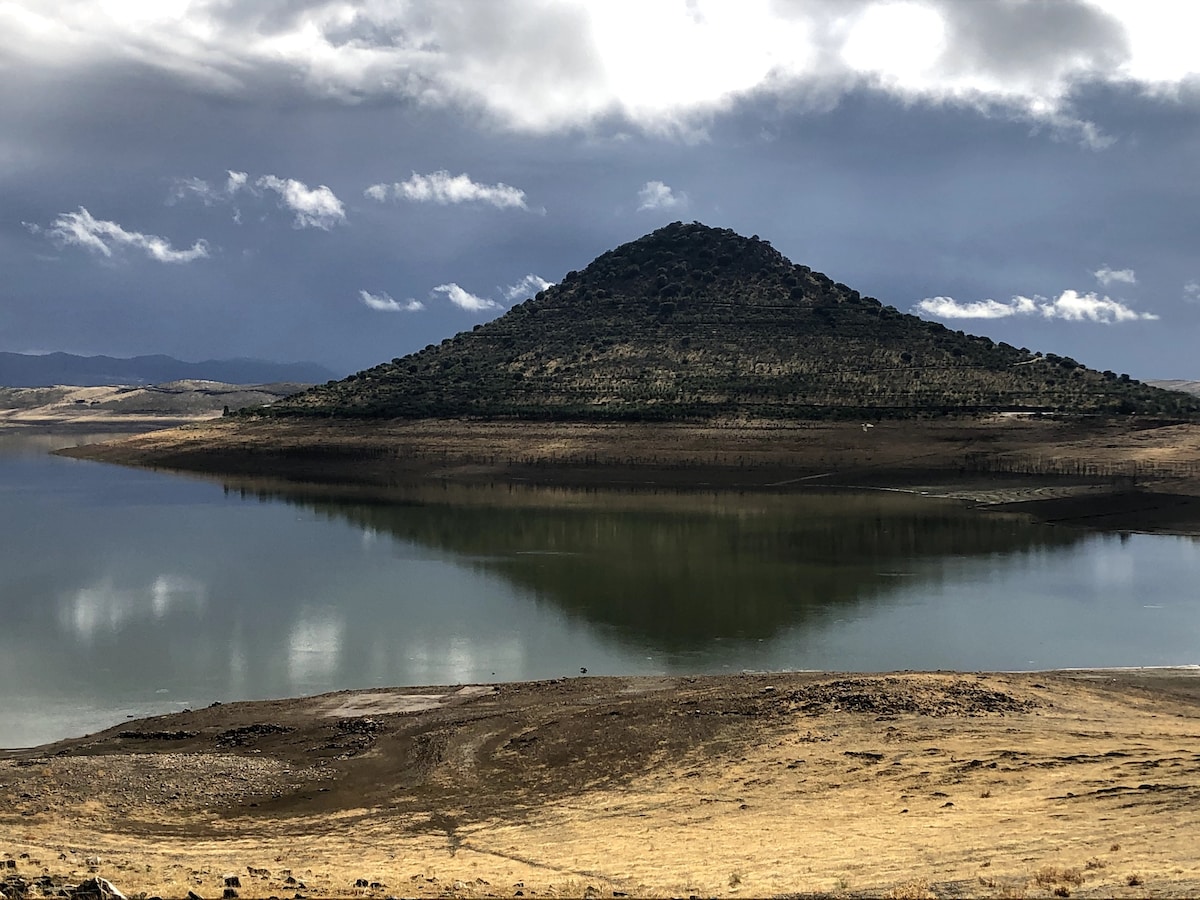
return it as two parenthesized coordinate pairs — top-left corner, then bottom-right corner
(502, 273), (553, 301)
(1093, 265), (1137, 286)
(255, 175), (345, 229)
(34, 207), (209, 263)
(915, 296), (1036, 320)
(637, 180), (686, 211)
(1185, 281), (1200, 303)
(915, 290), (1158, 323)
(365, 171), (527, 209)
(5, 2), (1198, 143)
(1040, 290), (1157, 322)
(171, 170), (344, 229)
(432, 282), (501, 312)
(359, 290), (424, 312)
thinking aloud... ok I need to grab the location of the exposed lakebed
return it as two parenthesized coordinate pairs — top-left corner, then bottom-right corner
(2, 432), (1198, 747)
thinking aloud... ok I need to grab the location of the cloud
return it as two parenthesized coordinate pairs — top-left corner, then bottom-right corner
(915, 290), (1158, 323)
(1185, 281), (1200, 304)
(502, 273), (553, 301)
(225, 170), (248, 193)
(365, 171), (528, 209)
(6, 2), (1198, 143)
(169, 170), (251, 205)
(171, 170), (344, 229)
(1093, 265), (1137, 286)
(255, 175), (345, 229)
(637, 180), (687, 211)
(168, 176), (221, 206)
(433, 282), (501, 312)
(37, 207), (209, 263)
(1040, 290), (1157, 322)
(914, 296), (1037, 319)
(359, 290), (424, 312)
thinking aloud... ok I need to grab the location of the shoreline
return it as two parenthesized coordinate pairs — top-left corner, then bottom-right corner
(10, 421), (1200, 896)
(5, 668), (1200, 898)
(53, 415), (1200, 533)
(4, 664), (1199, 755)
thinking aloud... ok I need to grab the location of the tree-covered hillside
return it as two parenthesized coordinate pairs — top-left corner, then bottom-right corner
(273, 222), (1199, 421)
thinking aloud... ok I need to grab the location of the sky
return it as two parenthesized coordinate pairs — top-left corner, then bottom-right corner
(3, 1), (1200, 379)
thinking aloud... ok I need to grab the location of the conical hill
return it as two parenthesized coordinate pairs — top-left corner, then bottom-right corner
(276, 222), (1198, 421)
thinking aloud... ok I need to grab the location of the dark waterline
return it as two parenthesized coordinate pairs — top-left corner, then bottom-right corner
(2, 432), (1197, 747)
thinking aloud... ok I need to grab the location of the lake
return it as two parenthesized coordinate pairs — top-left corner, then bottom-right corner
(2, 431), (1198, 748)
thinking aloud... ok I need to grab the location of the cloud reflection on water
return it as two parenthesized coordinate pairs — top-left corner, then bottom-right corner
(286, 613), (345, 686)
(59, 574), (207, 640)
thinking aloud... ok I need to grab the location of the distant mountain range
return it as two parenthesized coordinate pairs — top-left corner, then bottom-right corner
(273, 222), (1199, 421)
(1147, 380), (1200, 397)
(0, 352), (337, 388)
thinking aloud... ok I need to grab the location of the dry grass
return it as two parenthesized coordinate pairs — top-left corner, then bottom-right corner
(5, 671), (1200, 898)
(885, 877), (935, 899)
(1034, 866), (1085, 887)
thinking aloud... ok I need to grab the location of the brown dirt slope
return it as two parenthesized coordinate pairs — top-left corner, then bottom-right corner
(4, 670), (1200, 898)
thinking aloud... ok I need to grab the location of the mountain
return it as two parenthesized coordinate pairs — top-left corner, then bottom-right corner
(274, 222), (1199, 421)
(0, 352), (337, 388)
(1148, 380), (1200, 397)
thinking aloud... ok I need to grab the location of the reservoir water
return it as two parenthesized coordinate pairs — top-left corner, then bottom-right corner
(2, 432), (1198, 748)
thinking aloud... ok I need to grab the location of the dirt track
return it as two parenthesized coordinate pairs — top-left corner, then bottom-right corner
(5, 670), (1200, 899)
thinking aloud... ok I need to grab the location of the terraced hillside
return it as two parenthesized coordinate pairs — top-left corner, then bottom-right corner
(274, 222), (1198, 421)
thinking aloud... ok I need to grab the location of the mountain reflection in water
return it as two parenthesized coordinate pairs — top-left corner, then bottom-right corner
(225, 479), (1084, 646)
(10, 431), (1193, 749)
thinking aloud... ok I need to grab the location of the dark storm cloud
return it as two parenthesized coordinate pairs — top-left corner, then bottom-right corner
(2, 2), (1200, 378)
(938, 0), (1129, 81)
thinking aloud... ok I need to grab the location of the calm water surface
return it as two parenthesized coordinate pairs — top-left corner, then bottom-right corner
(2, 432), (1198, 747)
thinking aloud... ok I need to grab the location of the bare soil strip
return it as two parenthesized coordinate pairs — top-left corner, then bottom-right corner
(57, 416), (1200, 532)
(4, 670), (1200, 898)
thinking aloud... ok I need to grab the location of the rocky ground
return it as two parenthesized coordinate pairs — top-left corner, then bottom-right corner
(4, 670), (1200, 899)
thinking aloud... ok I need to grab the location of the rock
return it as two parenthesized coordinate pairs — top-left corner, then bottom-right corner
(186, 891), (204, 900)
(354, 879), (368, 888)
(222, 890), (238, 900)
(222, 877), (240, 888)
(71, 879), (128, 900)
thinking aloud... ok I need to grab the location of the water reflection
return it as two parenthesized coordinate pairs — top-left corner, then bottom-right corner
(228, 479), (1085, 646)
(60, 574), (207, 639)
(287, 613), (345, 683)
(2, 433), (1196, 748)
